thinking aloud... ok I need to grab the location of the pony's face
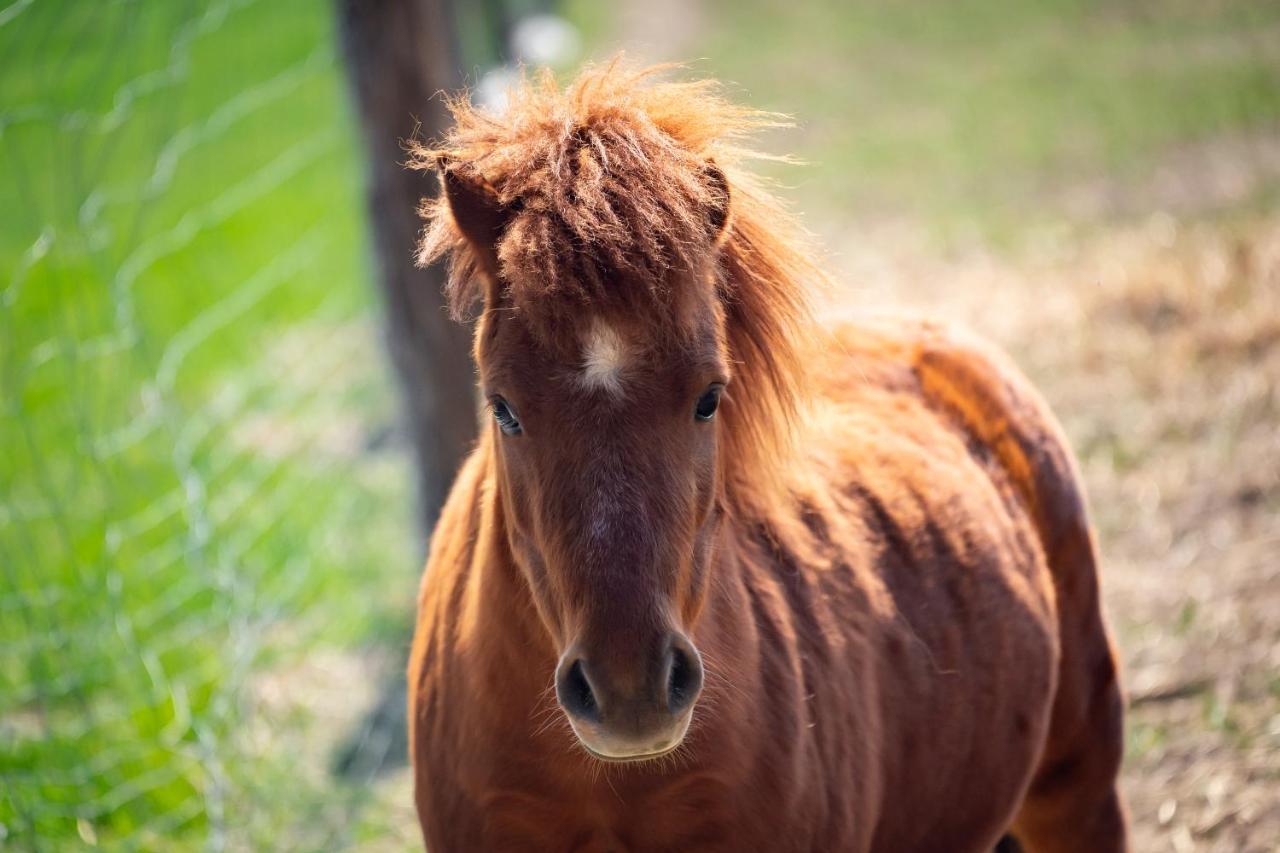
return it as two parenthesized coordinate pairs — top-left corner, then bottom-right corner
(479, 305), (726, 761)
(443, 166), (730, 762)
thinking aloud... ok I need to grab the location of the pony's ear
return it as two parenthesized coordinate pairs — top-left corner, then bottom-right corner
(704, 161), (732, 244)
(438, 157), (511, 274)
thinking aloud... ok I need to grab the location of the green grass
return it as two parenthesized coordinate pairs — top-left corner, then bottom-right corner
(582, 0), (1280, 241)
(1, 0), (414, 847)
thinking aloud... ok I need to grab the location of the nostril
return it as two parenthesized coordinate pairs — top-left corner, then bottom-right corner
(557, 658), (599, 721)
(666, 642), (703, 714)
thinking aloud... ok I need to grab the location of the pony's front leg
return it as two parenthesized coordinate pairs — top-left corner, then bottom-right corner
(1004, 645), (1129, 853)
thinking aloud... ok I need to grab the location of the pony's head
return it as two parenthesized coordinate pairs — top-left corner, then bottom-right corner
(415, 61), (817, 762)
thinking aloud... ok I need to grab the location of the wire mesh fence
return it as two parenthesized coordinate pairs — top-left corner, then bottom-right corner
(1, 1), (419, 847)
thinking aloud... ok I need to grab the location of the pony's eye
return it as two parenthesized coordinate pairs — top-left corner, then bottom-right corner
(491, 396), (522, 436)
(694, 385), (723, 422)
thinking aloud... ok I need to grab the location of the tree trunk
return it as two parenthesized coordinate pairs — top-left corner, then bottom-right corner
(332, 0), (475, 779)
(337, 0), (476, 541)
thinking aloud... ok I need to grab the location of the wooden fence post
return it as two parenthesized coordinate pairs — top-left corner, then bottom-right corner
(337, 0), (476, 541)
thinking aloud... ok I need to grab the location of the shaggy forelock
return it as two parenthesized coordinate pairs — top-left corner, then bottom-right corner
(413, 59), (828, 512)
(412, 61), (774, 323)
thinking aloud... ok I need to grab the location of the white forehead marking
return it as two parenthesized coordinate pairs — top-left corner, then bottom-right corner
(580, 319), (628, 396)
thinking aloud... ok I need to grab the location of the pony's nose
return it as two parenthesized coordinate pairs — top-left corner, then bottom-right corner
(555, 656), (600, 722)
(662, 633), (704, 715)
(554, 633), (704, 756)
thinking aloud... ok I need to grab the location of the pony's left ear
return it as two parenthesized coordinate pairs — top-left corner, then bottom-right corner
(438, 156), (512, 275)
(704, 161), (732, 245)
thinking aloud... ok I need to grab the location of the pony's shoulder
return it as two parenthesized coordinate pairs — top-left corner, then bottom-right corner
(811, 313), (1091, 549)
(816, 313), (1051, 438)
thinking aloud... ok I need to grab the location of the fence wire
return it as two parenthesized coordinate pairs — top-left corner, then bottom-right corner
(1, 1), (417, 848)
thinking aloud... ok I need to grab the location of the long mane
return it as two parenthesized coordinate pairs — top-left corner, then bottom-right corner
(412, 60), (826, 512)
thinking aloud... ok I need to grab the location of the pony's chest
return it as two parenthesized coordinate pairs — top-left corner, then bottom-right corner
(458, 778), (744, 853)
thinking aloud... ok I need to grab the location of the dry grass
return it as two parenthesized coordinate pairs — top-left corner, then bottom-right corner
(820, 213), (1280, 851)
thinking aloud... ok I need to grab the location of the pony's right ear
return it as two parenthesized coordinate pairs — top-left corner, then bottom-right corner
(437, 156), (511, 275)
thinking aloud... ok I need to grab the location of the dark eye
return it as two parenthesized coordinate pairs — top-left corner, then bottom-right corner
(491, 396), (522, 435)
(694, 384), (723, 421)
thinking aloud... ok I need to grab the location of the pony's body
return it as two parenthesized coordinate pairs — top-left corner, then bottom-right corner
(408, 65), (1126, 853)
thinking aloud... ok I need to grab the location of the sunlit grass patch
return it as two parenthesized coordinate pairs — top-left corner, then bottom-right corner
(0, 1), (415, 846)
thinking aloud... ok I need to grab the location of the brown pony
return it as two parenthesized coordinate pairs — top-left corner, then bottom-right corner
(407, 62), (1128, 853)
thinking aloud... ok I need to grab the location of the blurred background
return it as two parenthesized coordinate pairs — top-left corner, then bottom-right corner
(1, 0), (1276, 850)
